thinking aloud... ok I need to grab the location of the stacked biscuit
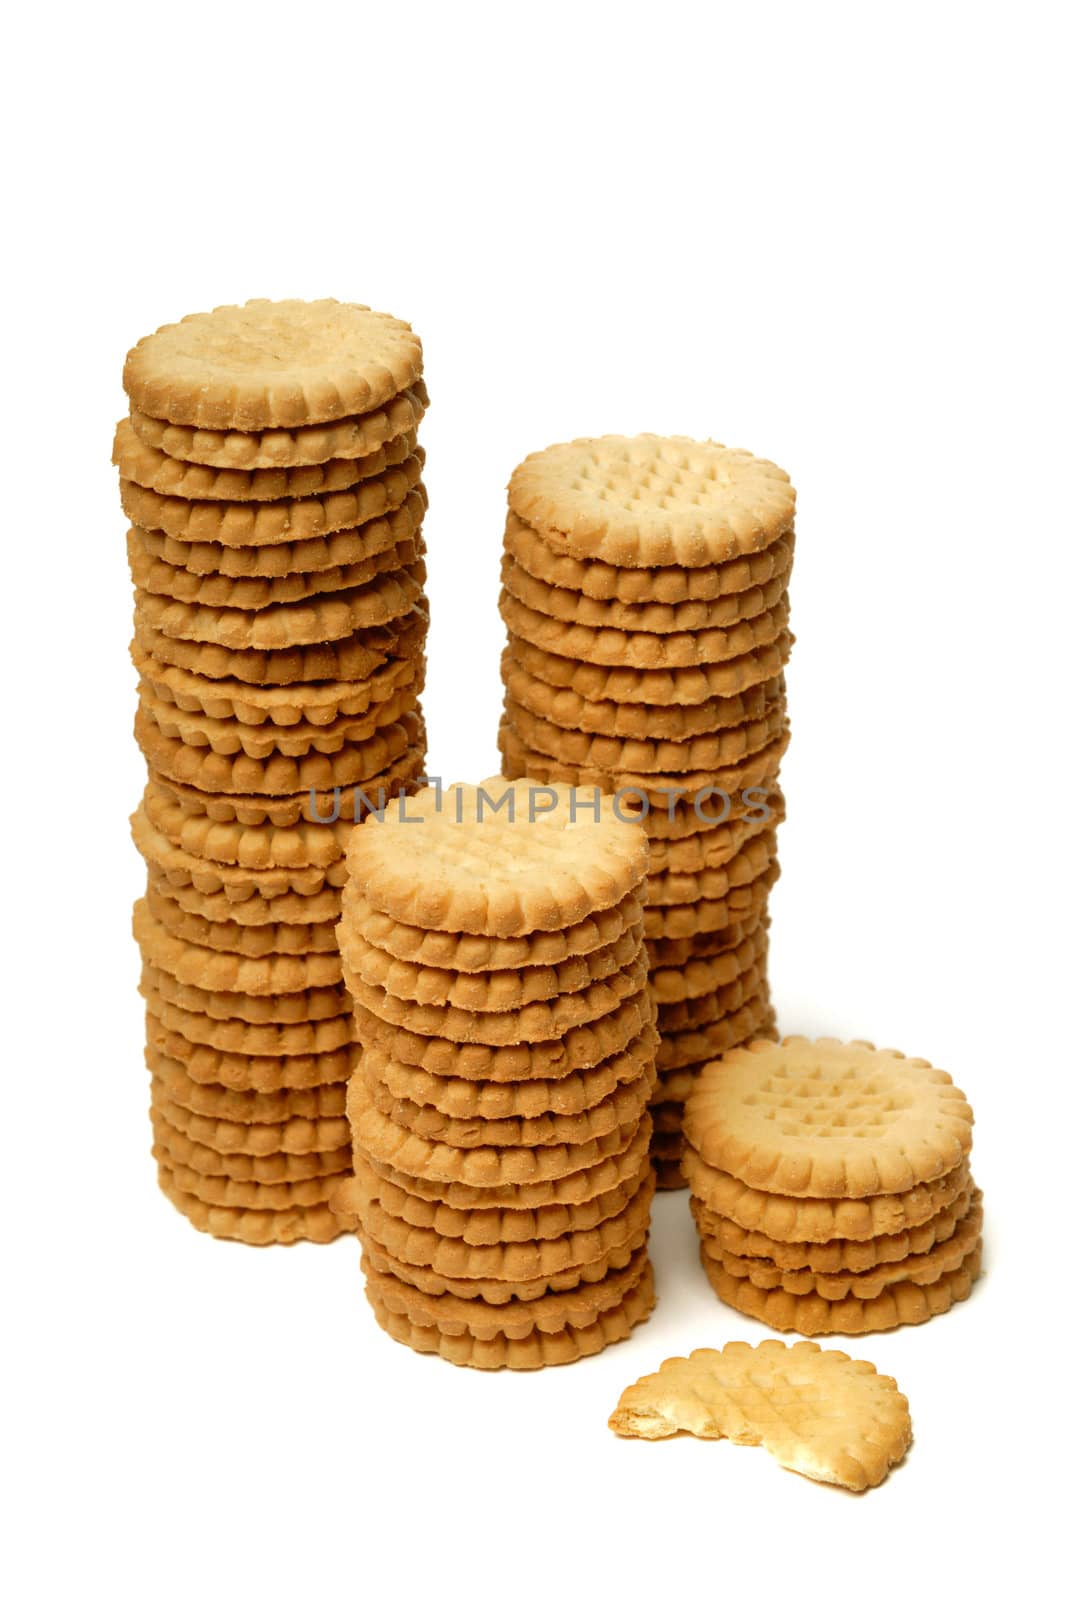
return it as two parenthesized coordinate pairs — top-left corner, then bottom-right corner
(683, 1037), (983, 1332)
(332, 778), (658, 1368)
(498, 435), (795, 1186)
(117, 299), (430, 1242)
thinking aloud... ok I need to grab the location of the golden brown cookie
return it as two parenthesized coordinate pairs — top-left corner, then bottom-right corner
(691, 1180), (977, 1272)
(341, 883), (643, 972)
(501, 549), (790, 634)
(342, 953), (648, 1045)
(157, 1161), (355, 1244)
(681, 1146), (975, 1243)
(347, 777), (647, 936)
(121, 450), (424, 546)
(134, 897), (341, 995)
(500, 590), (790, 670)
(684, 1037), (974, 1198)
(609, 1340), (910, 1491)
(701, 1243), (982, 1334)
(124, 298), (423, 429)
(128, 379), (428, 468)
(151, 1109), (352, 1183)
(504, 510), (794, 604)
(351, 988), (654, 1082)
(508, 436), (794, 567)
(505, 628), (794, 707)
(116, 415), (418, 501)
(367, 1258), (655, 1369)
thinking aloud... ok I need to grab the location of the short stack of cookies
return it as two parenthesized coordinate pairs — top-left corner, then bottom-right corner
(117, 298), (431, 1243)
(331, 778), (658, 1368)
(498, 435), (795, 1187)
(682, 1037), (983, 1332)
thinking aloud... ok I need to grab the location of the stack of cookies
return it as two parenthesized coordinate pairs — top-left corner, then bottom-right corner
(682, 1037), (983, 1332)
(117, 298), (431, 1243)
(332, 778), (658, 1368)
(498, 435), (795, 1187)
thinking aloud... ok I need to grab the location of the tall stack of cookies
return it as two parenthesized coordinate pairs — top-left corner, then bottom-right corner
(498, 436), (795, 1188)
(683, 1038), (983, 1332)
(117, 299), (431, 1243)
(332, 778), (658, 1368)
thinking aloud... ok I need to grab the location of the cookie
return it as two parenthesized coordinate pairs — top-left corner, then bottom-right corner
(133, 897), (342, 995)
(337, 920), (644, 1010)
(124, 298), (423, 429)
(350, 988), (654, 1081)
(501, 549), (790, 634)
(142, 982), (353, 1058)
(645, 831), (778, 907)
(115, 415), (418, 501)
(649, 929), (769, 1004)
(361, 1242), (650, 1338)
(654, 960), (769, 1034)
(347, 1070), (645, 1189)
(358, 1113), (652, 1213)
(499, 721), (790, 809)
(347, 776), (647, 936)
(500, 590), (790, 669)
(692, 1179), (977, 1271)
(133, 601), (429, 685)
(134, 706), (423, 795)
(702, 1244), (982, 1334)
(342, 952), (648, 1045)
(141, 780), (351, 869)
(643, 862), (780, 940)
(351, 1168), (656, 1284)
(647, 914), (768, 971)
(133, 804), (346, 900)
(502, 692), (787, 776)
(680, 1147), (975, 1243)
(141, 962), (350, 1025)
(334, 1150), (650, 1244)
(655, 996), (776, 1071)
(505, 628), (794, 707)
(366, 1258), (655, 1369)
(146, 1016), (356, 1092)
(154, 1147), (343, 1211)
(362, 1053), (657, 1149)
(133, 635), (422, 729)
(508, 436), (794, 567)
(133, 485), (427, 579)
(502, 648), (786, 741)
(504, 511), (794, 604)
(149, 1048), (347, 1123)
(684, 1037), (974, 1198)
(151, 1109), (352, 1182)
(128, 379), (428, 468)
(609, 1340), (910, 1491)
(699, 1189), (983, 1299)
(341, 883), (643, 972)
(128, 521), (424, 611)
(134, 560), (426, 649)
(151, 1079), (350, 1155)
(364, 1021), (658, 1122)
(138, 676), (422, 759)
(121, 449), (424, 546)
(146, 868), (342, 927)
(143, 883), (340, 957)
(157, 1162), (354, 1244)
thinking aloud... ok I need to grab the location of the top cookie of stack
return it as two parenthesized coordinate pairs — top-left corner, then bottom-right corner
(498, 435), (794, 1187)
(117, 298), (432, 1244)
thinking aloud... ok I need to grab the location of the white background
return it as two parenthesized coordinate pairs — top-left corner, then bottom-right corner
(5, 3), (1068, 1595)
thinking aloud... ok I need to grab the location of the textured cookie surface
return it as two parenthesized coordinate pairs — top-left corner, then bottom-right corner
(683, 1037), (973, 1197)
(346, 777), (647, 935)
(609, 1340), (911, 1490)
(124, 298), (423, 429)
(508, 436), (794, 568)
